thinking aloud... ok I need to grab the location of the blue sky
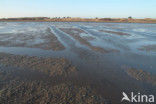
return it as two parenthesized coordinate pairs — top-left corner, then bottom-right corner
(0, 0), (155, 18)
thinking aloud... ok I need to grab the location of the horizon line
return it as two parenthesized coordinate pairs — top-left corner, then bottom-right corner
(0, 16), (156, 19)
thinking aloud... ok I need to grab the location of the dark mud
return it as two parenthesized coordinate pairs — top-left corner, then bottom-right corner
(0, 70), (106, 104)
(0, 52), (76, 77)
(126, 68), (156, 86)
(0, 53), (109, 104)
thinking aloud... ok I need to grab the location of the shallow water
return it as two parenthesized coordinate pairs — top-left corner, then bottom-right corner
(0, 22), (156, 71)
(0, 22), (156, 102)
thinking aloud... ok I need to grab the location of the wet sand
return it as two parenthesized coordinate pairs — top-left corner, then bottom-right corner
(0, 22), (156, 104)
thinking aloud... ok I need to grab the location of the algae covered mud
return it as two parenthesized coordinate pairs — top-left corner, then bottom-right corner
(0, 22), (156, 104)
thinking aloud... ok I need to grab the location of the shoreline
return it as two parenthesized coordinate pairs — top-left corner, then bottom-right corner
(1, 21), (156, 24)
(0, 17), (156, 24)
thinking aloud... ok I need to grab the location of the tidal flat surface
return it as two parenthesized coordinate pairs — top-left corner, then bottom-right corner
(0, 22), (156, 104)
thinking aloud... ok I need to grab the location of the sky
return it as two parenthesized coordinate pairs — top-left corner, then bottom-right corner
(0, 0), (156, 18)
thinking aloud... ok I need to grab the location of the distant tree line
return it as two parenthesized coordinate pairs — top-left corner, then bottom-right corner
(2, 17), (50, 20)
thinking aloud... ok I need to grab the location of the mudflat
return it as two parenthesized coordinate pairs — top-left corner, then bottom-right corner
(0, 22), (156, 104)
